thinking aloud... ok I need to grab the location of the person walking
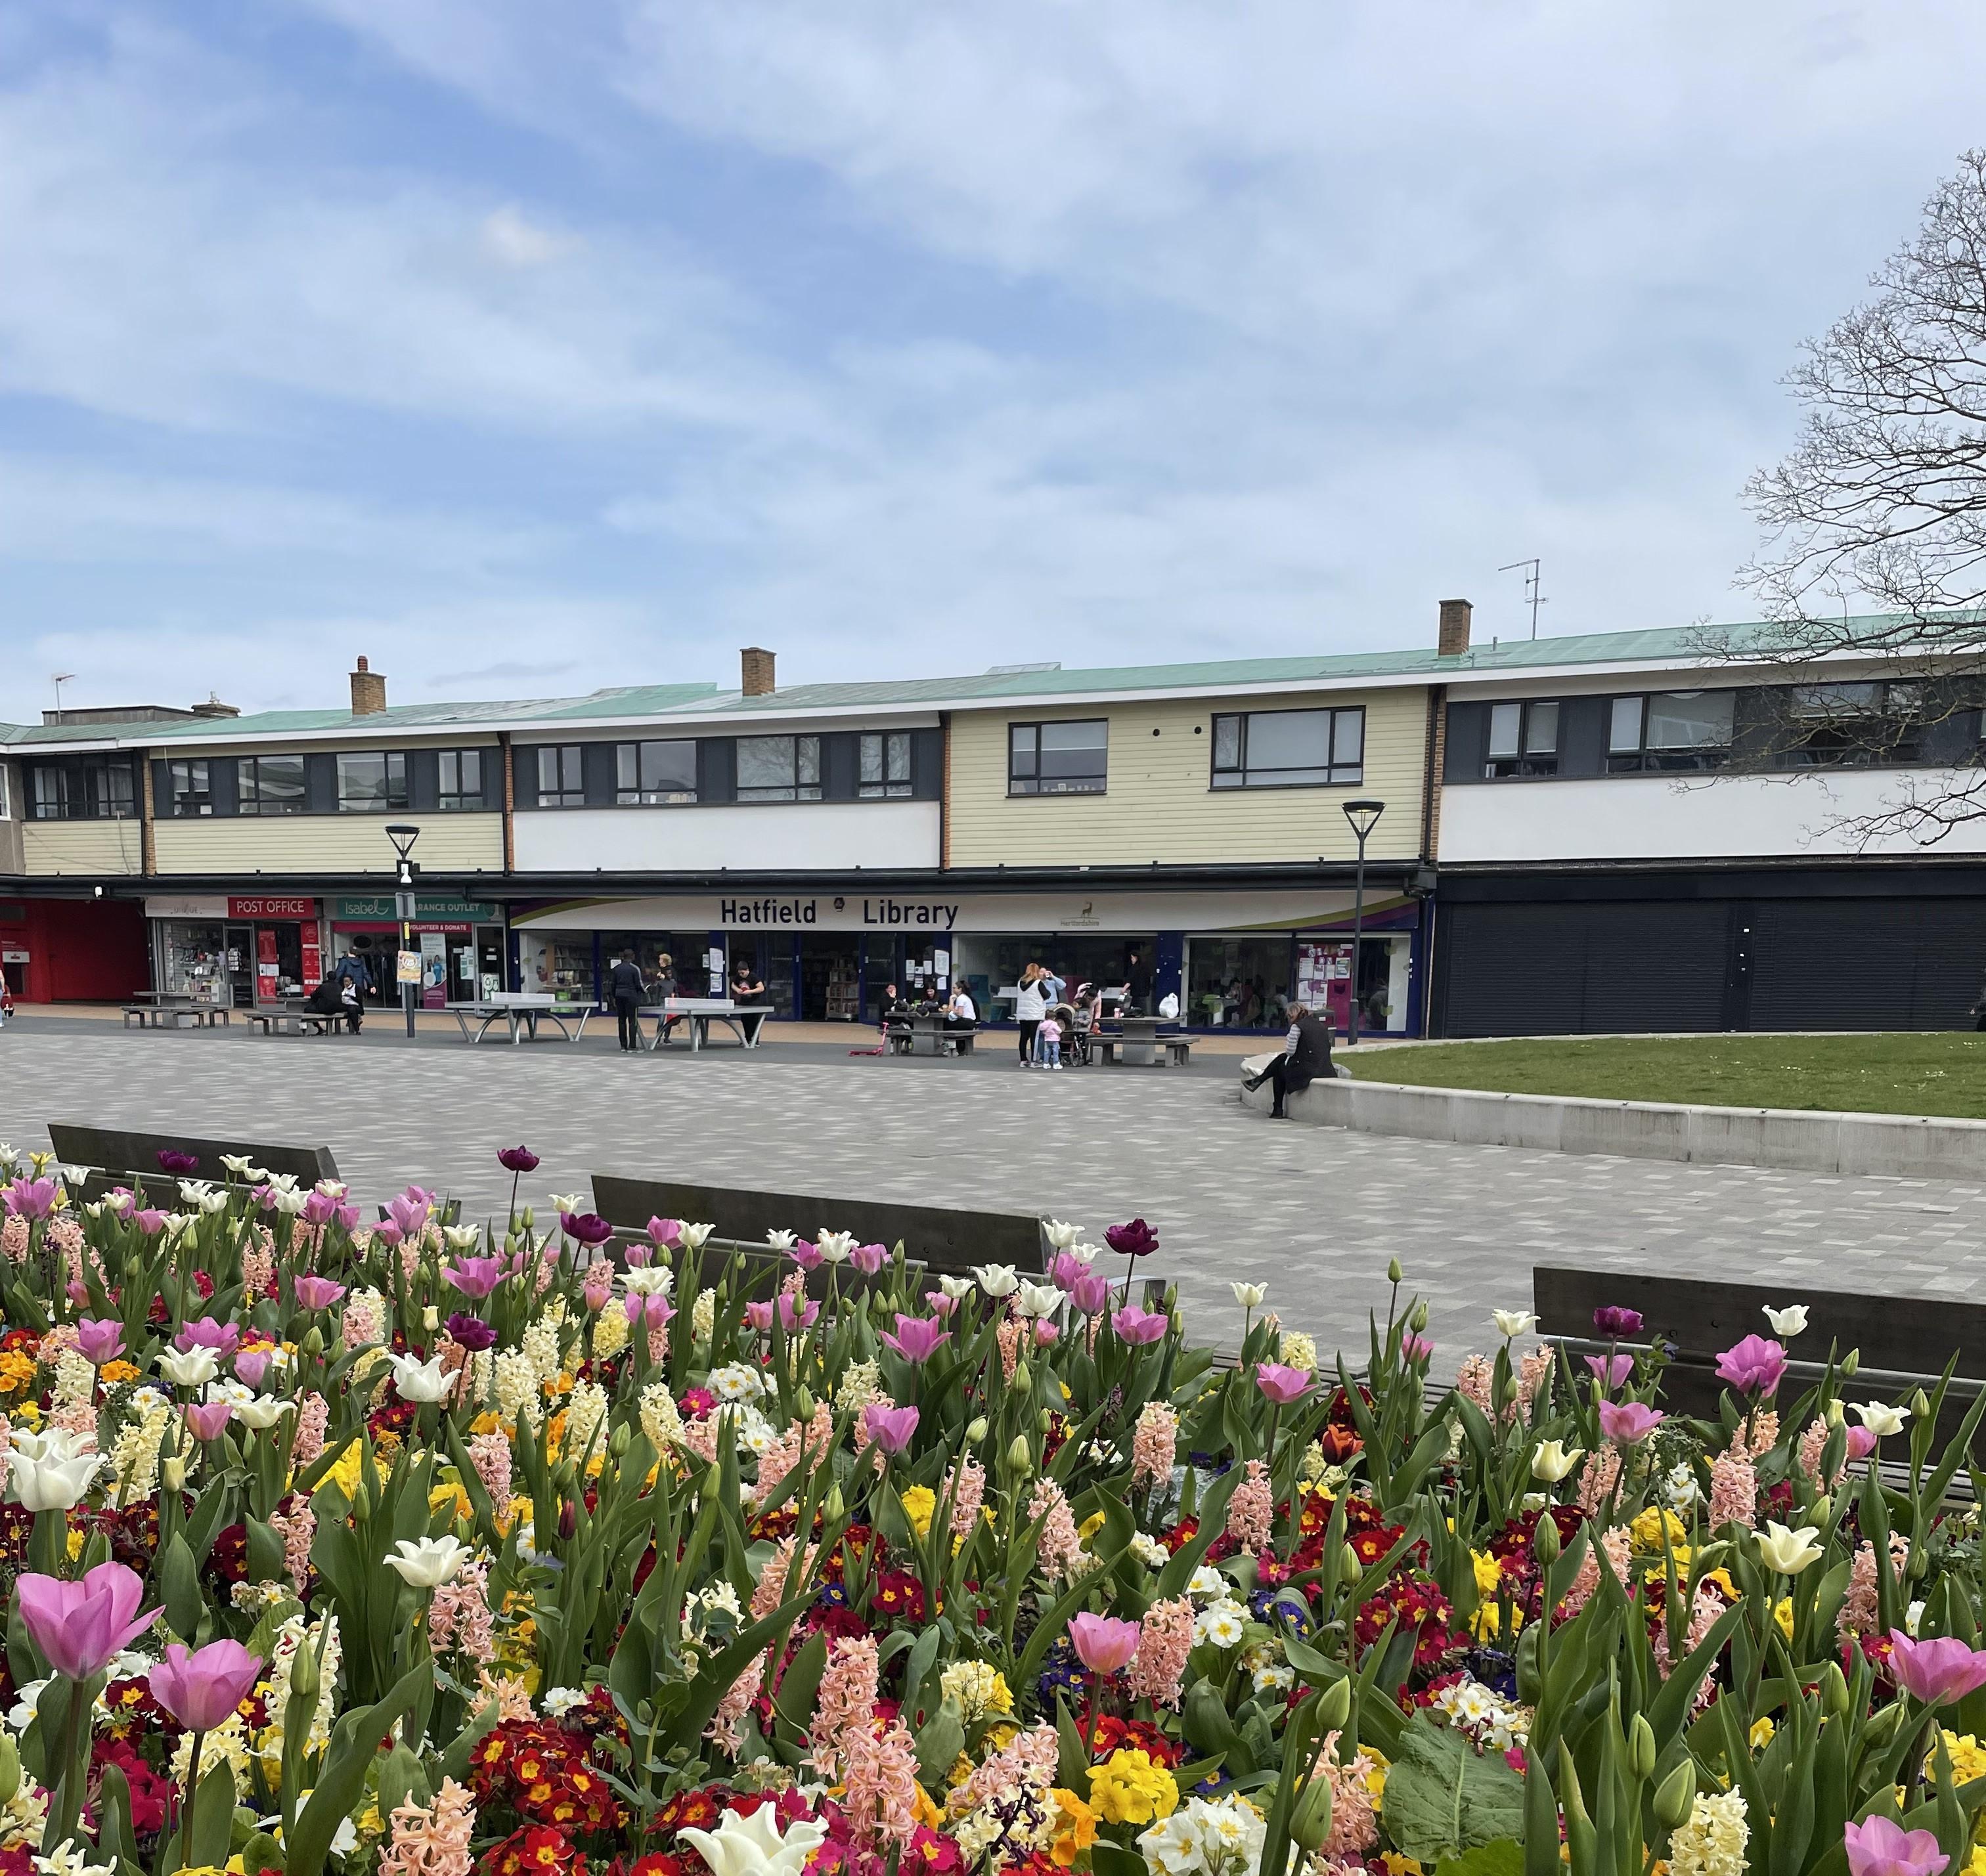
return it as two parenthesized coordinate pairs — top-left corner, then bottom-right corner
(1126, 946), (1154, 1015)
(1014, 962), (1048, 1066)
(606, 947), (646, 1053)
(328, 942), (375, 1034)
(1253, 1003), (1335, 1118)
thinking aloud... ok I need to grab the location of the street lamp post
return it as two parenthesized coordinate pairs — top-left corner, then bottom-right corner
(1340, 798), (1385, 1046)
(385, 823), (422, 1039)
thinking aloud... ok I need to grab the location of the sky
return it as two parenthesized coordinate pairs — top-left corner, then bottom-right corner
(5, 3), (1986, 716)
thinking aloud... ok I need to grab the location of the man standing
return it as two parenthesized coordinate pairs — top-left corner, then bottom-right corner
(607, 948), (646, 1053)
(328, 942), (374, 1034)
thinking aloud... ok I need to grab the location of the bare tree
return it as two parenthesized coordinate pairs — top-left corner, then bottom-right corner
(1727, 150), (1986, 844)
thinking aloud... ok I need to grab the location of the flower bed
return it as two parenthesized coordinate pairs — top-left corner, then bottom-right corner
(0, 1148), (1983, 1876)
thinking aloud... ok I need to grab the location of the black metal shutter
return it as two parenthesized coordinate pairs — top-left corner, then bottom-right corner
(1748, 898), (1986, 1031)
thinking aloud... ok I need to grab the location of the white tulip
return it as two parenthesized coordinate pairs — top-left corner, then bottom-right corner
(765, 1230), (797, 1250)
(270, 1189), (309, 1216)
(680, 1805), (829, 1876)
(938, 1275), (975, 1301)
(261, 1171), (297, 1192)
(219, 1155), (254, 1175)
(102, 1190), (135, 1217)
(548, 1192), (586, 1217)
(385, 1535), (471, 1588)
(316, 1181), (348, 1200)
(1067, 1243), (1103, 1266)
(175, 1181), (212, 1204)
(623, 1267), (674, 1298)
(1854, 1401), (1910, 1437)
(678, 1222), (714, 1250)
(1530, 1440), (1583, 1483)
(1014, 1282), (1063, 1319)
(441, 1225), (481, 1251)
(9, 1428), (100, 1512)
(974, 1264), (1019, 1298)
(231, 1396), (296, 1431)
(387, 1353), (452, 1403)
(1043, 1219), (1082, 1251)
(1763, 1303), (1809, 1338)
(198, 1192), (229, 1215)
(816, 1231), (856, 1264)
(1756, 1521), (1824, 1575)
(156, 1346), (220, 1387)
(1493, 1310), (1539, 1338)
(1231, 1282), (1269, 1309)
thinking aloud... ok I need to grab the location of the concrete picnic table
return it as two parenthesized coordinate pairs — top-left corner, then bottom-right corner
(642, 998), (773, 1052)
(450, 993), (601, 1045)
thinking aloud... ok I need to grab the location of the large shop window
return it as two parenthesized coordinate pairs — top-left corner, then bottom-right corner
(536, 746), (585, 808)
(1211, 708), (1363, 788)
(615, 740), (697, 805)
(336, 751), (408, 813)
(28, 758), (136, 821)
(859, 731), (912, 798)
(437, 750), (485, 812)
(166, 759), (211, 817)
(240, 754), (306, 816)
(738, 735), (822, 802)
(1608, 691), (1735, 772)
(1483, 701), (1558, 778)
(1008, 720), (1108, 796)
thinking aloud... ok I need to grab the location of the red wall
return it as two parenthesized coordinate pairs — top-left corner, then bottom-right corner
(0, 899), (150, 1003)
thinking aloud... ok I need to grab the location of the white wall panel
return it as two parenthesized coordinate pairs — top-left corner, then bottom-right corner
(511, 801), (940, 873)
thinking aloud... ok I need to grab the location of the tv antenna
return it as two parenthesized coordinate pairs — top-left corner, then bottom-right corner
(51, 673), (77, 721)
(1497, 559), (1546, 640)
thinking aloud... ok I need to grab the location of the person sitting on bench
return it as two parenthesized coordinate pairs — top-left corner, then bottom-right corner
(1247, 1003), (1333, 1117)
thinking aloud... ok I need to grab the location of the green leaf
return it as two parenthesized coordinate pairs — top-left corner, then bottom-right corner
(1438, 1839), (1526, 1876)
(286, 1659), (433, 1876)
(915, 1697), (967, 1788)
(1092, 1843), (1147, 1876)
(1380, 1711), (1526, 1867)
(187, 1754), (237, 1868)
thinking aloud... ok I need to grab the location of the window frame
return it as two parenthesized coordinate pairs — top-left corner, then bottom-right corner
(1481, 700), (1560, 779)
(1605, 689), (1737, 774)
(1770, 680), (1923, 769)
(535, 745), (586, 809)
(334, 750), (409, 814)
(1209, 707), (1365, 790)
(614, 739), (699, 806)
(166, 758), (212, 818)
(1007, 719), (1110, 797)
(858, 730), (913, 798)
(238, 753), (307, 817)
(736, 734), (823, 803)
(437, 749), (487, 812)
(29, 756), (138, 820)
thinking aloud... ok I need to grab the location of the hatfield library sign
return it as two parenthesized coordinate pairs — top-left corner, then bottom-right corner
(514, 890), (1392, 935)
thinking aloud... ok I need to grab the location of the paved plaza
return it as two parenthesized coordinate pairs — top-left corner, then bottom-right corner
(3, 1018), (1985, 1363)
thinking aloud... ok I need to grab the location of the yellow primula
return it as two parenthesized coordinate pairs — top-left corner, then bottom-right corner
(430, 1481), (474, 1522)
(1472, 1551), (1503, 1597)
(1631, 1506), (1687, 1554)
(324, 1441), (365, 1500)
(1943, 1733), (1986, 1786)
(1078, 1510), (1108, 1546)
(1750, 1716), (1776, 1751)
(1088, 1749), (1178, 1827)
(1048, 1787), (1099, 1867)
(1773, 1600), (1794, 1643)
(902, 1485), (937, 1540)
(99, 1359), (139, 1387)
(1380, 1856), (1423, 1876)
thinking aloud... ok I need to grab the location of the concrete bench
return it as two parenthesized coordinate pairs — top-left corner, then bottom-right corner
(1099, 1032), (1192, 1066)
(245, 1009), (345, 1037)
(123, 1004), (230, 1030)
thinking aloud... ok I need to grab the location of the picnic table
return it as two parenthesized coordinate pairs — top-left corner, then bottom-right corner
(451, 993), (600, 1045)
(1095, 1015), (1190, 1066)
(122, 992), (231, 1030)
(644, 998), (772, 1051)
(245, 998), (345, 1036)
(886, 1012), (978, 1057)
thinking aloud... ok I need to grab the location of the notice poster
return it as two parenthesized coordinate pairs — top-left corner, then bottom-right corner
(299, 928), (322, 991)
(396, 949), (422, 986)
(420, 932), (448, 1008)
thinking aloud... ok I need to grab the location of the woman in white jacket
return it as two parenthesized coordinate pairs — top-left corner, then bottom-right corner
(1013, 963), (1048, 1066)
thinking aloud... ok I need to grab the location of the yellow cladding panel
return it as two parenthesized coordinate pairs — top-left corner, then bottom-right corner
(945, 687), (1429, 865)
(20, 821), (146, 876)
(152, 814), (504, 876)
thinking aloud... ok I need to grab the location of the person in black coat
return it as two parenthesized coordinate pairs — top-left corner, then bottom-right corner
(1254, 1004), (1335, 1118)
(606, 948), (647, 1053)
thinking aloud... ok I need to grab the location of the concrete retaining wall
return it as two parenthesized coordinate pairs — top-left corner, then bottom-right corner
(1235, 1058), (1986, 1178)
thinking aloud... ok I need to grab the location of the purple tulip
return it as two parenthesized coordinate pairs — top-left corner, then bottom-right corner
(560, 1213), (615, 1248)
(1585, 1353), (1635, 1391)
(1111, 1305), (1170, 1345)
(1888, 1632), (1986, 1707)
(150, 1638), (263, 1733)
(850, 1242), (887, 1276)
(293, 1275), (346, 1310)
(1715, 1334), (1788, 1399)
(446, 1312), (497, 1352)
(879, 1315), (953, 1364)
(862, 1403), (919, 1455)
(1105, 1218), (1160, 1259)
(175, 1317), (239, 1357)
(1067, 1613), (1141, 1673)
(1255, 1363), (1313, 1405)
(75, 1319), (124, 1366)
(1592, 1305), (1644, 1338)
(1597, 1400), (1665, 1445)
(1843, 1816), (1950, 1876)
(1, 1179), (58, 1221)
(184, 1401), (233, 1442)
(16, 1563), (159, 1681)
(156, 1150), (200, 1175)
(443, 1255), (504, 1299)
(498, 1146), (541, 1174)
(1070, 1273), (1113, 1317)
(233, 1349), (270, 1389)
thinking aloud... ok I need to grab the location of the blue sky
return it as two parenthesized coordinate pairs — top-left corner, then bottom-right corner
(5, 2), (1986, 714)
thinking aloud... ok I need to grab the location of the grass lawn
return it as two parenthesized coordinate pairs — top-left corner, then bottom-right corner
(1341, 1032), (1986, 1118)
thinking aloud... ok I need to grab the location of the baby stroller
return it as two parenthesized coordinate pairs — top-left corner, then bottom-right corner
(1066, 995), (1094, 1066)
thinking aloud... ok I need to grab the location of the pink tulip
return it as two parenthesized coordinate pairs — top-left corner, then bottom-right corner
(1070, 1273), (1112, 1317)
(1584, 1353), (1635, 1391)
(646, 1217), (684, 1251)
(924, 1291), (957, 1318)
(1400, 1332), (1434, 1364)
(744, 1299), (775, 1333)
(1067, 1613), (1141, 1674)
(1597, 1400), (1665, 1445)
(879, 1315), (953, 1364)
(1049, 1251), (1091, 1292)
(75, 1319), (124, 1366)
(374, 1221), (405, 1249)
(850, 1242), (887, 1276)
(443, 1255), (504, 1299)
(184, 1401), (233, 1442)
(1843, 1816), (1949, 1876)
(150, 1638), (263, 1732)
(1888, 1632), (1986, 1707)
(862, 1403), (919, 1455)
(292, 1275), (345, 1310)
(16, 1563), (159, 1681)
(1255, 1363), (1313, 1405)
(1033, 1320), (1060, 1346)
(787, 1240), (824, 1273)
(581, 1265), (615, 1312)
(1846, 1426), (1879, 1462)
(301, 1190), (340, 1227)
(1, 1179), (58, 1221)
(1715, 1334), (1788, 1399)
(1111, 1306), (1169, 1345)
(624, 1294), (677, 1332)
(131, 1209), (169, 1236)
(623, 1242), (655, 1269)
(232, 1349), (270, 1389)
(175, 1317), (238, 1357)
(387, 1190), (431, 1239)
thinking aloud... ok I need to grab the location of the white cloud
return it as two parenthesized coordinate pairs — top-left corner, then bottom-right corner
(481, 204), (581, 269)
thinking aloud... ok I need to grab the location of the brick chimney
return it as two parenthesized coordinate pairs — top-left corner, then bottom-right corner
(740, 647), (776, 697)
(1437, 598), (1472, 657)
(350, 655), (387, 715)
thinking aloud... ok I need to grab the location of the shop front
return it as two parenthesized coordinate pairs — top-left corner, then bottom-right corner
(146, 895), (323, 1007)
(330, 896), (506, 1009)
(510, 886), (1429, 1033)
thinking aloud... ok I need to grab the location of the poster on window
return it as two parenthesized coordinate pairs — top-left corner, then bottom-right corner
(420, 932), (449, 1009)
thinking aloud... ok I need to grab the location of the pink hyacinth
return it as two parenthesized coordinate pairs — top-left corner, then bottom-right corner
(1844, 1816), (1949, 1876)
(1597, 1400), (1664, 1444)
(945, 1456), (985, 1537)
(1125, 1596), (1194, 1709)
(1715, 1333), (1788, 1398)
(1889, 1632), (1986, 1707)
(750, 1537), (817, 1619)
(1708, 1450), (1757, 1529)
(469, 1431), (512, 1508)
(1131, 1402), (1178, 1489)
(150, 1638), (262, 1731)
(1068, 1613), (1141, 1674)
(810, 1633), (881, 1776)
(1225, 1458), (1273, 1551)
(1576, 1445), (1622, 1514)
(376, 1778), (476, 1876)
(1029, 1477), (1086, 1579)
(706, 1657), (764, 1756)
(1455, 1355), (1494, 1416)
(840, 1717), (920, 1850)
(16, 1562), (159, 1681)
(269, 1498), (315, 1592)
(430, 1558), (495, 1667)
(1254, 1362), (1313, 1405)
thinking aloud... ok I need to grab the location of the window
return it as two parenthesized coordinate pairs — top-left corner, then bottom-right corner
(28, 757), (137, 819)
(1607, 690), (1736, 772)
(1211, 708), (1364, 788)
(0, 766), (10, 820)
(737, 735), (822, 802)
(239, 754), (306, 816)
(1008, 720), (1109, 796)
(437, 750), (485, 812)
(615, 740), (697, 805)
(1773, 682), (1921, 768)
(859, 731), (912, 798)
(336, 751), (408, 813)
(1483, 701), (1559, 778)
(166, 758), (211, 817)
(536, 746), (585, 808)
